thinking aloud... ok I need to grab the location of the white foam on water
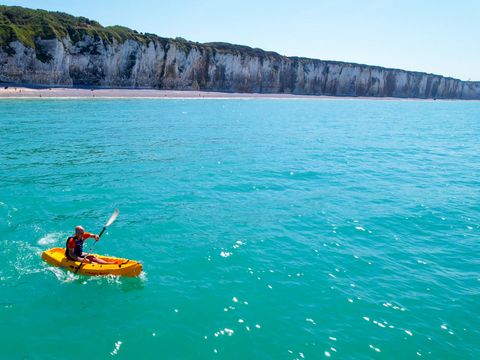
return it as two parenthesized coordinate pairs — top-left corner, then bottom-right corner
(48, 266), (78, 283)
(7, 241), (46, 279)
(232, 240), (244, 249)
(87, 274), (122, 285)
(38, 232), (64, 245)
(110, 340), (122, 356)
(383, 302), (406, 311)
(138, 271), (148, 282)
(213, 328), (234, 337)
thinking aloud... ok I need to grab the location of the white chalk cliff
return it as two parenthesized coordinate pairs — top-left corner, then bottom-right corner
(1, 31), (479, 99)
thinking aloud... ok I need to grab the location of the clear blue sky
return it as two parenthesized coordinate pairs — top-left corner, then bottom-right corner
(3, 0), (479, 80)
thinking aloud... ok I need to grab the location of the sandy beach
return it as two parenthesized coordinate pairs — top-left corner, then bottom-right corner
(0, 86), (330, 99)
(0, 85), (439, 100)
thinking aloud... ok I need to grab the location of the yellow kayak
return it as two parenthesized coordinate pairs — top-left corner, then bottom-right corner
(42, 247), (142, 277)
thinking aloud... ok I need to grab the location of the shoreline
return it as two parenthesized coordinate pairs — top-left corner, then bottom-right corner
(0, 86), (473, 101)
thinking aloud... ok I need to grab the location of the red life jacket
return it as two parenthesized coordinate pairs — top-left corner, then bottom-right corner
(65, 236), (84, 258)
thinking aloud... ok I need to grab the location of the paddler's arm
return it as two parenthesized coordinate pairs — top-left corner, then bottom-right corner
(84, 232), (100, 241)
(67, 247), (91, 263)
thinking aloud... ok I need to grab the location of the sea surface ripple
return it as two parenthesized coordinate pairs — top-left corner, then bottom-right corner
(0, 99), (479, 359)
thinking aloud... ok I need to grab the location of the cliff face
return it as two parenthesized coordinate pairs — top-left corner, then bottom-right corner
(0, 8), (479, 99)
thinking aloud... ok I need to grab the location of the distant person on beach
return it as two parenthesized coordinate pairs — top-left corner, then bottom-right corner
(65, 226), (115, 264)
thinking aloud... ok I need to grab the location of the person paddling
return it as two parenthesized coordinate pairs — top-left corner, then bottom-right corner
(66, 226), (115, 264)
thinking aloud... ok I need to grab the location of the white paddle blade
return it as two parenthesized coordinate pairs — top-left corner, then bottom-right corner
(105, 209), (119, 227)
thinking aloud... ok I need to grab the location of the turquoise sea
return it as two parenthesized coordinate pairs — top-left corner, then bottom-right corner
(0, 98), (479, 359)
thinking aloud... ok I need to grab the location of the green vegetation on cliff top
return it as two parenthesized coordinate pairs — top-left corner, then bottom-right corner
(0, 5), (156, 49)
(0, 5), (282, 59)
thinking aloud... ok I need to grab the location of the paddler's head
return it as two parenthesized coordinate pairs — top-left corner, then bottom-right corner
(75, 225), (85, 237)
